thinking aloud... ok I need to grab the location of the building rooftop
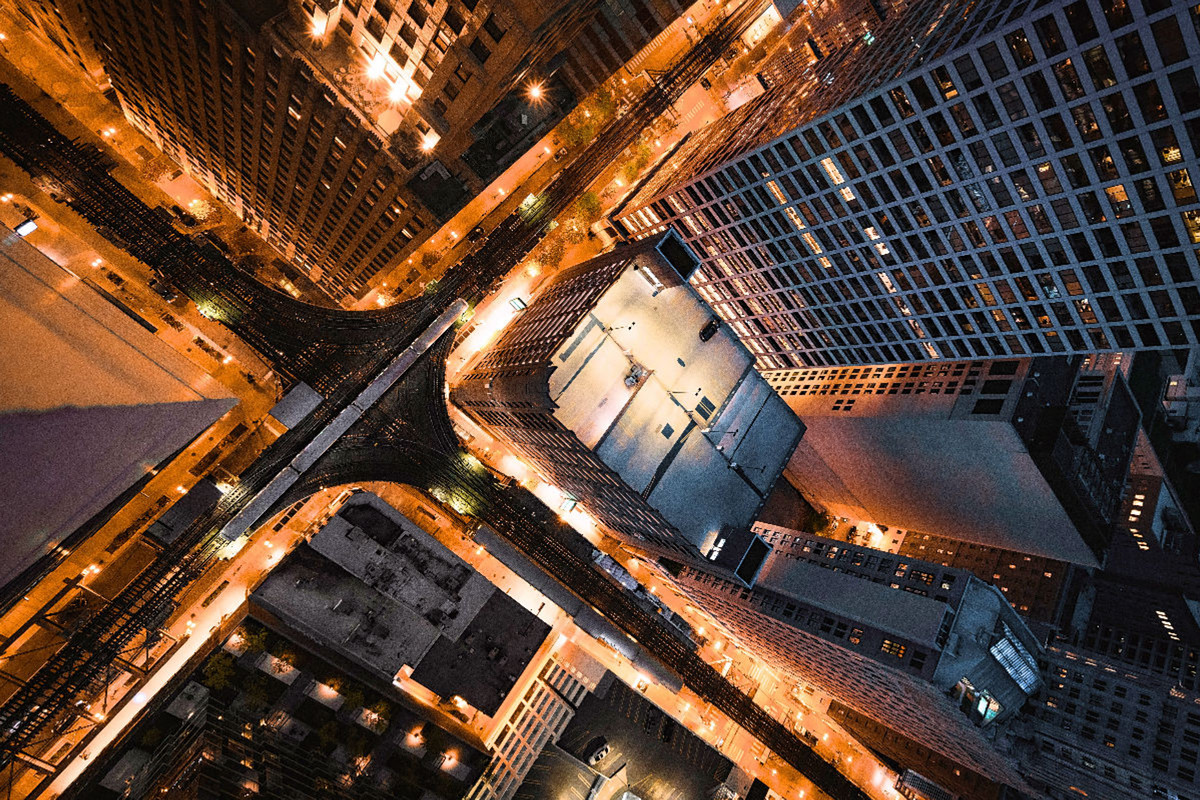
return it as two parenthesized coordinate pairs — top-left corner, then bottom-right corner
(757, 557), (951, 646)
(543, 237), (803, 550)
(252, 494), (548, 716)
(410, 589), (551, 718)
(0, 224), (235, 587)
(515, 671), (737, 800)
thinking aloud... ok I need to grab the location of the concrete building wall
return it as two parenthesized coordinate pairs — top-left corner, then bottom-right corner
(73, 0), (689, 299)
(1025, 644), (1200, 800)
(788, 414), (1095, 563)
(0, 225), (235, 588)
(674, 564), (1033, 793)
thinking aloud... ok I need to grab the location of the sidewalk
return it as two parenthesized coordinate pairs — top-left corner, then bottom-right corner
(0, 24), (325, 305)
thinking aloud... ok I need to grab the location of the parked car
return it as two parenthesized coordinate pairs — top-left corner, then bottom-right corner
(554, 147), (568, 162)
(149, 278), (179, 303)
(585, 737), (610, 766)
(467, 225), (486, 242)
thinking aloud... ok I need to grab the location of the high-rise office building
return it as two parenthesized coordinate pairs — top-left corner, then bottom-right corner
(767, 355), (1139, 564)
(1070, 434), (1200, 691)
(674, 528), (1043, 799)
(753, 519), (1076, 629)
(2, 0), (107, 85)
(1016, 418), (1200, 800)
(1024, 640), (1200, 800)
(0, 224), (236, 591)
(77, 0), (689, 299)
(614, 0), (1200, 369)
(452, 232), (804, 571)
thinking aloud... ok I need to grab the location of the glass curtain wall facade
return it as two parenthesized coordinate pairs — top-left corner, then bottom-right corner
(615, 0), (1200, 369)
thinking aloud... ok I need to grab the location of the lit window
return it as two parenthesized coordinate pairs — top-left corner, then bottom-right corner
(821, 158), (846, 184)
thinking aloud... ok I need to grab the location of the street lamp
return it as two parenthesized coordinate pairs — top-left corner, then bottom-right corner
(527, 82), (544, 101)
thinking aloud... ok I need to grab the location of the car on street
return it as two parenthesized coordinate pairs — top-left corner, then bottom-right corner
(467, 225), (486, 242)
(585, 737), (610, 766)
(149, 278), (179, 303)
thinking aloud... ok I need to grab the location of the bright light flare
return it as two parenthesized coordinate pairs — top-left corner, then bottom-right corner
(527, 82), (543, 100)
(366, 54), (387, 80)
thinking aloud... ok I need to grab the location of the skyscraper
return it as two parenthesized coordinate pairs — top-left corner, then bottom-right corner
(1024, 641), (1200, 800)
(4, 0), (107, 85)
(77, 0), (690, 300)
(452, 232), (803, 571)
(0, 223), (236, 591)
(769, 354), (1139, 564)
(674, 528), (1043, 798)
(614, 0), (1200, 369)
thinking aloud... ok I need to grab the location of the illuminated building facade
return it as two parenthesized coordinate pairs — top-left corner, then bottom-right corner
(674, 528), (1043, 799)
(767, 355), (1139, 564)
(614, 0), (1200, 369)
(1024, 643), (1200, 800)
(0, 224), (236, 594)
(76, 0), (688, 299)
(2, 0), (107, 84)
(453, 232), (803, 570)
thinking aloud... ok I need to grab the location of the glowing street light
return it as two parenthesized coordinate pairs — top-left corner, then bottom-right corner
(527, 82), (543, 101)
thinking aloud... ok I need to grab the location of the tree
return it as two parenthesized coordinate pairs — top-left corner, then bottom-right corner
(243, 675), (272, 712)
(810, 511), (834, 537)
(343, 687), (365, 711)
(575, 192), (603, 225)
(240, 627), (268, 654)
(367, 700), (392, 723)
(317, 721), (340, 751)
(562, 223), (585, 246)
(540, 237), (566, 269)
(346, 731), (372, 759)
(140, 726), (164, 750)
(591, 86), (617, 125)
(621, 140), (654, 184)
(138, 154), (176, 183)
(202, 653), (236, 691)
(420, 251), (441, 270)
(423, 278), (440, 296)
(559, 115), (595, 149)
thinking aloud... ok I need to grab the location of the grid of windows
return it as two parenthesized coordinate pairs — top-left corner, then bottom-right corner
(82, 0), (437, 299)
(464, 657), (588, 800)
(81, 0), (691, 299)
(673, 562), (1032, 788)
(1030, 646), (1200, 800)
(616, 0), (1200, 369)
